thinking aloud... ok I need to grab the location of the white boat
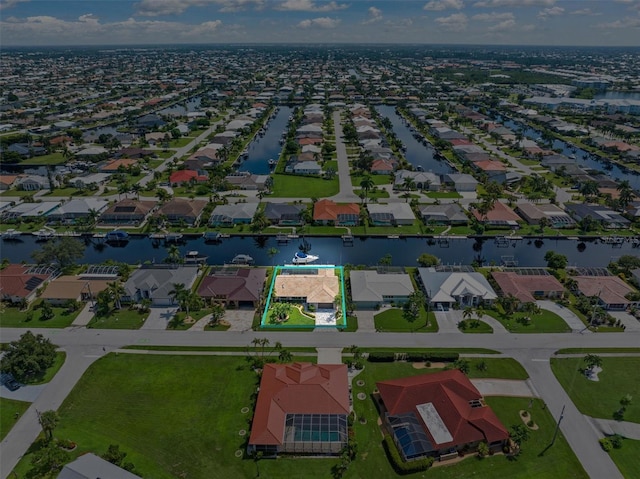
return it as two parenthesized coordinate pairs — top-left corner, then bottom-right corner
(268, 158), (277, 166)
(184, 251), (208, 264)
(292, 251), (319, 264)
(1, 229), (20, 240)
(32, 228), (55, 241)
(106, 230), (129, 242)
(231, 254), (254, 265)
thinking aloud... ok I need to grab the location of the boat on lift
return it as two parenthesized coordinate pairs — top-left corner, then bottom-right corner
(231, 254), (254, 265)
(292, 251), (319, 264)
(184, 251), (208, 264)
(105, 230), (129, 242)
(1, 229), (20, 241)
(32, 228), (55, 241)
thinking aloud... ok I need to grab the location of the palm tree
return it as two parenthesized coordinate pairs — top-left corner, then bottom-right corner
(616, 180), (634, 210)
(359, 175), (375, 204)
(107, 280), (125, 310)
(463, 306), (475, 321)
(250, 210), (269, 233)
(402, 176), (415, 192)
(38, 410), (59, 442)
(169, 282), (189, 313)
(584, 354), (603, 372)
(498, 293), (520, 316)
(165, 244), (182, 265)
(130, 183), (142, 200)
(578, 180), (599, 200)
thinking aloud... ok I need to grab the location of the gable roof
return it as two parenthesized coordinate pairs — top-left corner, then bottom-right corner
(249, 363), (349, 446)
(274, 268), (339, 304)
(574, 275), (636, 307)
(350, 270), (414, 302)
(0, 264), (51, 299)
(491, 271), (564, 303)
(377, 370), (508, 449)
(313, 199), (359, 222)
(156, 198), (207, 217)
(57, 453), (142, 479)
(417, 270), (497, 304)
(198, 268), (267, 302)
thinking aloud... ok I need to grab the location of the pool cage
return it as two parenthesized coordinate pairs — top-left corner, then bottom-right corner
(281, 413), (348, 454)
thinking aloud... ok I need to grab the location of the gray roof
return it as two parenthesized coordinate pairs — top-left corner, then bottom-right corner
(350, 270), (414, 302)
(57, 453), (142, 479)
(444, 173), (478, 186)
(264, 202), (305, 221)
(209, 203), (258, 221)
(367, 203), (416, 222)
(416, 269), (497, 304)
(420, 204), (468, 222)
(124, 265), (199, 300)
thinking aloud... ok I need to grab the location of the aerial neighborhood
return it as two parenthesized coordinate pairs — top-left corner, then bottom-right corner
(1, 41), (639, 479)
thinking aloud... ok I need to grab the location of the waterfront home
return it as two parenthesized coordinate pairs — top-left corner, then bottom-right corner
(15, 174), (50, 191)
(416, 268), (497, 310)
(99, 158), (138, 173)
(564, 204), (631, 229)
(350, 270), (414, 309)
(376, 370), (508, 462)
(198, 267), (267, 308)
(292, 160), (322, 176)
(273, 268), (339, 310)
(40, 275), (110, 305)
(46, 198), (109, 224)
(99, 199), (157, 226)
(122, 265), (199, 306)
(472, 160), (507, 183)
(367, 203), (416, 226)
(0, 175), (19, 190)
(491, 271), (565, 304)
(263, 202), (306, 226)
(169, 169), (208, 186)
(370, 159), (396, 175)
(442, 173), (478, 192)
(420, 204), (468, 225)
(0, 264), (54, 304)
(515, 202), (576, 228)
(209, 203), (258, 226)
(572, 275), (639, 312)
(248, 363), (349, 457)
(225, 172), (269, 191)
(72, 173), (110, 189)
(2, 201), (62, 220)
(394, 170), (440, 191)
(313, 199), (360, 226)
(155, 198), (207, 226)
(472, 201), (521, 228)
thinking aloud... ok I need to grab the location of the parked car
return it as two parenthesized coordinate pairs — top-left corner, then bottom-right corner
(1, 372), (21, 391)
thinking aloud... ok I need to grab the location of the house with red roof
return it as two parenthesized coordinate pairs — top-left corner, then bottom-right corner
(376, 370), (508, 462)
(573, 276), (639, 311)
(248, 363), (350, 456)
(0, 264), (54, 304)
(472, 201), (521, 228)
(313, 199), (360, 226)
(491, 271), (564, 304)
(169, 169), (208, 186)
(198, 268), (267, 308)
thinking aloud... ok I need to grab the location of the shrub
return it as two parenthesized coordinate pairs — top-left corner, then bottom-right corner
(611, 435), (623, 449)
(367, 352), (395, 362)
(527, 420), (534, 427)
(424, 352), (459, 362)
(382, 435), (434, 474)
(599, 437), (613, 452)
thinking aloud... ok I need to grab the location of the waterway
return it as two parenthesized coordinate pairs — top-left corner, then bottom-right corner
(239, 106), (291, 175)
(2, 235), (635, 268)
(497, 116), (640, 190)
(157, 96), (203, 116)
(376, 105), (455, 176)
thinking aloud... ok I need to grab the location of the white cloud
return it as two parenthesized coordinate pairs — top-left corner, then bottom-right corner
(135, 0), (263, 17)
(598, 16), (640, 29)
(472, 12), (514, 21)
(423, 0), (463, 11)
(435, 12), (468, 31)
(277, 0), (349, 12)
(362, 6), (383, 24)
(538, 6), (564, 18)
(297, 16), (341, 28)
(488, 18), (516, 30)
(474, 0), (554, 7)
(0, 0), (28, 10)
(570, 8), (601, 16)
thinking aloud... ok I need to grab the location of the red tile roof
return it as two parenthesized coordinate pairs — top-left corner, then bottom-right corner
(474, 160), (506, 172)
(198, 268), (266, 302)
(491, 271), (564, 303)
(472, 201), (521, 223)
(0, 264), (51, 299)
(249, 363), (349, 446)
(574, 276), (636, 307)
(169, 170), (208, 184)
(377, 370), (508, 449)
(313, 199), (359, 222)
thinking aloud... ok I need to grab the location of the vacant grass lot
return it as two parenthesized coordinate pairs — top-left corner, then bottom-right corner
(551, 357), (640, 424)
(374, 307), (438, 332)
(0, 302), (81, 328)
(0, 398), (30, 440)
(485, 309), (571, 333)
(13, 354), (584, 479)
(270, 173), (339, 197)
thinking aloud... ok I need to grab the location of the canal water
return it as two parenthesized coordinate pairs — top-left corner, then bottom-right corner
(157, 96), (203, 116)
(240, 106), (291, 175)
(1, 235), (636, 268)
(376, 105), (455, 175)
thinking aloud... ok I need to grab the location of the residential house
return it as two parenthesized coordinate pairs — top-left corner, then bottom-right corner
(39, 275), (110, 305)
(122, 265), (199, 306)
(565, 204), (631, 229)
(273, 268), (339, 310)
(248, 363), (349, 456)
(313, 199), (360, 226)
(72, 173), (110, 189)
(442, 173), (478, 192)
(15, 174), (50, 191)
(0, 264), (53, 304)
(0, 175), (19, 191)
(292, 161), (322, 176)
(472, 202), (521, 228)
(573, 276), (639, 311)
(394, 170), (440, 191)
(7, 143), (46, 158)
(515, 202), (576, 228)
(155, 198), (207, 226)
(225, 172), (269, 191)
(416, 268), (497, 310)
(473, 160), (507, 183)
(350, 270), (414, 309)
(367, 203), (416, 226)
(46, 198), (110, 224)
(491, 271), (565, 304)
(376, 370), (509, 462)
(57, 453), (143, 479)
(99, 199), (157, 226)
(169, 169), (208, 186)
(263, 203), (306, 226)
(420, 204), (468, 225)
(99, 158), (138, 174)
(209, 203), (258, 226)
(370, 159), (396, 175)
(116, 147), (154, 159)
(198, 268), (267, 308)
(2, 201), (62, 220)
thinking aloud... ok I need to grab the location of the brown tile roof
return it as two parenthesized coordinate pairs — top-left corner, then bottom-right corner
(101, 158), (138, 172)
(0, 264), (51, 299)
(198, 268), (266, 302)
(574, 276), (636, 307)
(249, 363), (349, 446)
(0, 175), (19, 186)
(472, 201), (521, 223)
(377, 370), (508, 450)
(491, 271), (564, 303)
(40, 276), (110, 300)
(313, 199), (359, 222)
(273, 268), (339, 304)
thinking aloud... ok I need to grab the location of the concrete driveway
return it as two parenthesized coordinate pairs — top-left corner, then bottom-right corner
(537, 300), (589, 332)
(608, 311), (640, 332)
(0, 384), (46, 403)
(141, 306), (179, 330)
(224, 309), (255, 332)
(471, 378), (538, 398)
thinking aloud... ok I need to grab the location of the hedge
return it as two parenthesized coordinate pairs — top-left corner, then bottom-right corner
(367, 352), (395, 362)
(406, 352), (459, 362)
(382, 434), (434, 474)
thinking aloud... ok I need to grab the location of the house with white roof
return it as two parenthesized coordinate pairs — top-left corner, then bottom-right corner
(350, 270), (415, 309)
(416, 268), (497, 310)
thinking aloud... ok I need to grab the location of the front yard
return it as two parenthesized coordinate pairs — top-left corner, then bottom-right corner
(86, 308), (149, 329)
(484, 309), (571, 333)
(0, 301), (81, 328)
(374, 307), (438, 332)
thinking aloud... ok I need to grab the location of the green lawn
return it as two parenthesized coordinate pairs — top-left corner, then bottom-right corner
(270, 173), (339, 197)
(425, 191), (462, 199)
(13, 354), (583, 479)
(0, 398), (30, 440)
(167, 309), (212, 330)
(458, 319), (493, 333)
(485, 309), (571, 333)
(374, 307), (438, 332)
(0, 302), (81, 328)
(608, 437), (640, 479)
(20, 152), (66, 165)
(25, 351), (66, 385)
(351, 174), (392, 186)
(87, 308), (149, 329)
(555, 348), (640, 354)
(551, 357), (640, 424)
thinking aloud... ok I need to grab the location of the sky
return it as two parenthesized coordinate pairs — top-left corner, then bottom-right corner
(1, 0), (639, 47)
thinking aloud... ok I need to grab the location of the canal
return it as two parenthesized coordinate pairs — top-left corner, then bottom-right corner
(239, 106), (292, 175)
(376, 105), (455, 175)
(1, 235), (636, 268)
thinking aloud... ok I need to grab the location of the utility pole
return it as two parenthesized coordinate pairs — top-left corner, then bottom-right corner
(551, 404), (565, 447)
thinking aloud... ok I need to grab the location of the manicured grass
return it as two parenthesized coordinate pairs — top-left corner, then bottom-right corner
(0, 302), (81, 328)
(555, 348), (640, 354)
(351, 174), (392, 186)
(25, 351), (66, 385)
(608, 437), (640, 479)
(458, 319), (493, 333)
(485, 309), (571, 333)
(374, 307), (438, 332)
(551, 357), (640, 424)
(425, 191), (462, 199)
(167, 309), (211, 330)
(0, 398), (30, 441)
(20, 152), (66, 165)
(87, 308), (149, 329)
(270, 173), (339, 197)
(360, 347), (500, 354)
(122, 346), (317, 352)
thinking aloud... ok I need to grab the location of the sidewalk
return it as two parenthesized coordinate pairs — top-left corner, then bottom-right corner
(590, 417), (640, 440)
